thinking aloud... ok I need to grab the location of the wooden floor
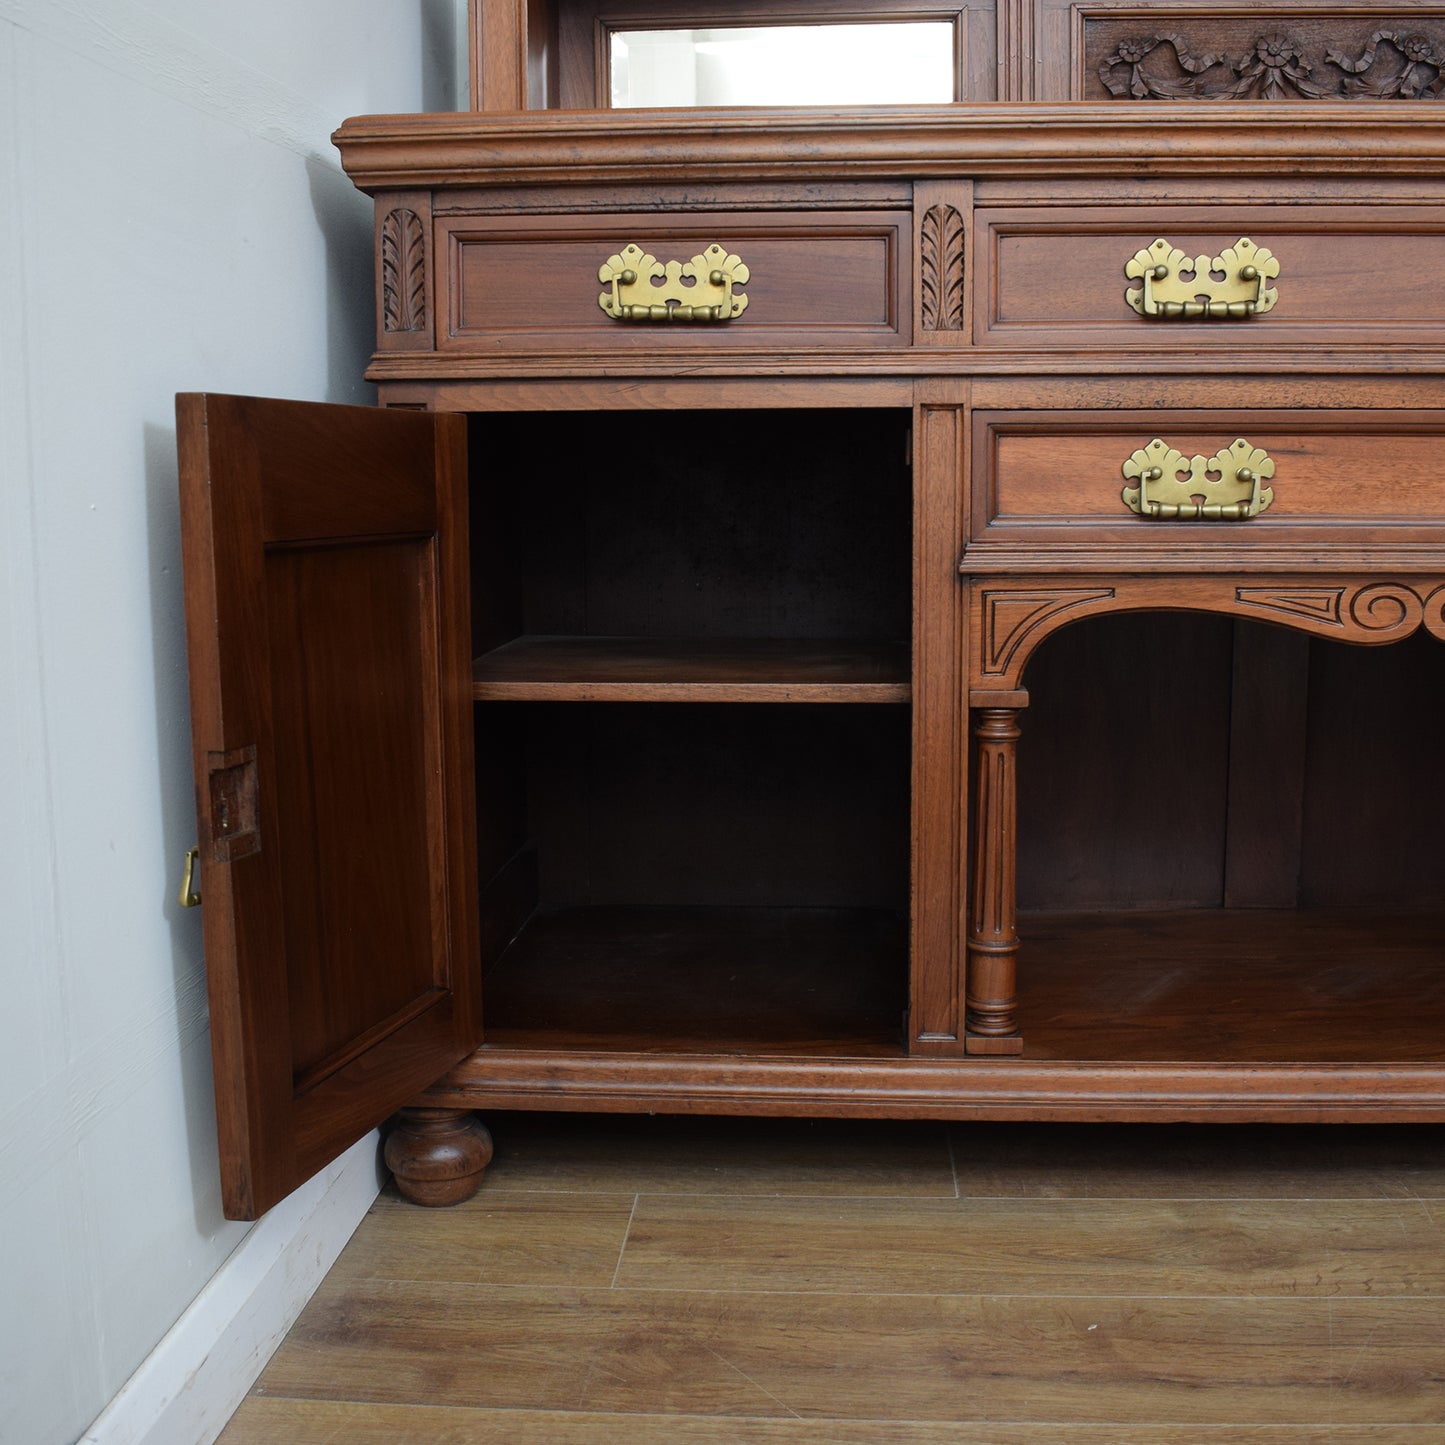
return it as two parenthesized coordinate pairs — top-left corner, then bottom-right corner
(219, 1114), (1445, 1442)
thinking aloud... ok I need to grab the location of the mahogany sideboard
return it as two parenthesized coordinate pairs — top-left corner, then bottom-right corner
(181, 85), (1445, 1216)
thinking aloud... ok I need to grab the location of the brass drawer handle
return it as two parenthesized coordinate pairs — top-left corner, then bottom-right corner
(1122, 438), (1275, 520)
(598, 243), (749, 322)
(1125, 237), (1279, 319)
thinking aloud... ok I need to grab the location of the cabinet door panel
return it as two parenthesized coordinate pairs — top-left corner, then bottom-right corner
(178, 394), (479, 1219)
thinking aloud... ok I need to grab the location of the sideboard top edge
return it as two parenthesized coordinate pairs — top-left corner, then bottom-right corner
(335, 104), (1445, 189)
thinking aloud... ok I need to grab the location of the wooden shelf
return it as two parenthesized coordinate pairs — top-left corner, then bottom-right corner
(472, 637), (911, 703)
(482, 905), (908, 1055)
(1019, 909), (1445, 1064)
(479, 906), (1445, 1068)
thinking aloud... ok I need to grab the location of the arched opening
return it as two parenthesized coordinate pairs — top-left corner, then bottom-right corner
(995, 610), (1445, 1062)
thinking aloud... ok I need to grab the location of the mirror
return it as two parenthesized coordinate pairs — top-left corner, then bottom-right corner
(610, 22), (956, 107)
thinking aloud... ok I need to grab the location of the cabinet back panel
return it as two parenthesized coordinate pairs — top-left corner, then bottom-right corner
(1017, 612), (1234, 911)
(1300, 631), (1445, 908)
(471, 409), (912, 644)
(473, 705), (532, 884)
(518, 702), (911, 909)
(1018, 613), (1445, 911)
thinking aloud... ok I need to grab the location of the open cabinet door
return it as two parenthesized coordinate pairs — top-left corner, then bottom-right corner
(177, 394), (480, 1219)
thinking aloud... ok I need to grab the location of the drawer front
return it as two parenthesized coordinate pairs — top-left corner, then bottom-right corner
(977, 206), (1445, 349)
(437, 211), (909, 353)
(972, 409), (1445, 555)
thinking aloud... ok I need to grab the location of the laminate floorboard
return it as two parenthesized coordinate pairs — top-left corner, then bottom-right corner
(218, 1117), (1445, 1442)
(615, 1195), (1445, 1297)
(222, 1399), (1445, 1444)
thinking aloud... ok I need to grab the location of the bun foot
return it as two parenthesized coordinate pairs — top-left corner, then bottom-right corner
(384, 1107), (493, 1206)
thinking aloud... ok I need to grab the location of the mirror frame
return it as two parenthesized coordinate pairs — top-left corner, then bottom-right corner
(470, 0), (984, 110)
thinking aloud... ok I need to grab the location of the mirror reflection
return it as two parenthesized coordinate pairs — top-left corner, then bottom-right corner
(610, 23), (956, 107)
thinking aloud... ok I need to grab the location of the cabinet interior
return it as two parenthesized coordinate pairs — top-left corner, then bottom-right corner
(462, 408), (1445, 1065)
(1016, 615), (1445, 1063)
(469, 407), (914, 1054)
(1020, 617), (1445, 914)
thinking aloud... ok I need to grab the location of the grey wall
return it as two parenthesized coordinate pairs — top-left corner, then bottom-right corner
(0, 4), (464, 1440)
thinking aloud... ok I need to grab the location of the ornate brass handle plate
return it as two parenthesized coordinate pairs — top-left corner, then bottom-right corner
(1122, 438), (1275, 520)
(598, 243), (749, 322)
(1125, 237), (1279, 319)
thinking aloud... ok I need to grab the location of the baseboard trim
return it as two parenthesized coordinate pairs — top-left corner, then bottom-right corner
(79, 1131), (386, 1445)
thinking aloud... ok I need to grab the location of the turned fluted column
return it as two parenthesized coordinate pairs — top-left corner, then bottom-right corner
(966, 705), (1025, 1054)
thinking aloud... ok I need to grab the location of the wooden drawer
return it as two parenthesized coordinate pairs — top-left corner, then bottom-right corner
(976, 206), (1445, 350)
(970, 408), (1445, 565)
(436, 210), (910, 353)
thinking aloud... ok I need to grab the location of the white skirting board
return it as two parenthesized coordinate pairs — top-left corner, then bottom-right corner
(78, 1132), (386, 1445)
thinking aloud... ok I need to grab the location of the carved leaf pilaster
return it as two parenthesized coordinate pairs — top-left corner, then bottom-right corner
(381, 208), (427, 333)
(920, 204), (966, 332)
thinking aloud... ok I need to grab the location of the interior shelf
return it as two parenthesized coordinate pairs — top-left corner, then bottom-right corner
(472, 636), (911, 703)
(481, 905), (908, 1055)
(480, 906), (1445, 1067)
(1019, 909), (1445, 1064)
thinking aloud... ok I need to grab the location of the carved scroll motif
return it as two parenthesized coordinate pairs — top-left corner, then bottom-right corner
(920, 205), (966, 332)
(1236, 583), (1445, 641)
(1428, 585), (1445, 640)
(1098, 28), (1445, 100)
(381, 208), (427, 333)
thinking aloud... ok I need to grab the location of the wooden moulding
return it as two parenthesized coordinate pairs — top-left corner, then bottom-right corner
(335, 107), (1445, 191)
(423, 1053), (1445, 1122)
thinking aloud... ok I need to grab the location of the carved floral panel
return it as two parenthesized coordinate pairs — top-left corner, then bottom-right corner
(1086, 18), (1445, 100)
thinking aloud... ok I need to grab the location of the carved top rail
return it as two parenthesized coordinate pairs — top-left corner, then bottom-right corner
(969, 577), (1445, 692)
